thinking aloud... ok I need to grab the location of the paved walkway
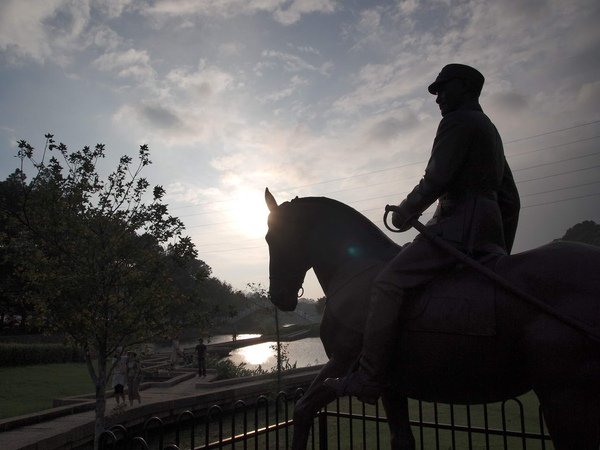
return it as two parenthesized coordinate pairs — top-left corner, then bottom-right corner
(0, 373), (204, 450)
(0, 368), (319, 450)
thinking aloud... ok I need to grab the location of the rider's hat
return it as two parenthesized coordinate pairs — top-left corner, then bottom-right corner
(428, 64), (485, 96)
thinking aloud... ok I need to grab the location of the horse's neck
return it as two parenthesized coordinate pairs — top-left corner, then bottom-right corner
(307, 201), (398, 294)
(312, 254), (345, 294)
(310, 231), (390, 295)
(315, 256), (384, 298)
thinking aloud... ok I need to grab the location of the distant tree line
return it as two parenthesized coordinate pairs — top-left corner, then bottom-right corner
(558, 220), (600, 247)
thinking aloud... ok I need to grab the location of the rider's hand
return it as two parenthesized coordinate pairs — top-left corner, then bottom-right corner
(391, 199), (418, 232)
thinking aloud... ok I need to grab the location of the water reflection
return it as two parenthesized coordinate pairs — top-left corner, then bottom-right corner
(207, 334), (261, 344)
(152, 334), (260, 353)
(234, 342), (273, 366)
(228, 338), (328, 371)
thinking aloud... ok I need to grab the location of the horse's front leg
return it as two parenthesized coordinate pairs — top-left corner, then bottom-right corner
(381, 390), (415, 450)
(292, 357), (354, 450)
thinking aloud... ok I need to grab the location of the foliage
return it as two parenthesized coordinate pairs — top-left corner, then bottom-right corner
(207, 341), (296, 381)
(209, 355), (266, 380)
(0, 173), (39, 333)
(560, 220), (600, 247)
(315, 296), (326, 315)
(0, 134), (208, 447)
(195, 277), (247, 331)
(269, 342), (297, 371)
(0, 343), (83, 367)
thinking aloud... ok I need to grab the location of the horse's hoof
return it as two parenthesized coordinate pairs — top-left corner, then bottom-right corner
(324, 372), (382, 405)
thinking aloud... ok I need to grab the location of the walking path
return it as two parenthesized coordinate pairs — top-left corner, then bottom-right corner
(0, 367), (320, 450)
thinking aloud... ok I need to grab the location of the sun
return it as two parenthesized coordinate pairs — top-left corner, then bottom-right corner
(229, 190), (268, 238)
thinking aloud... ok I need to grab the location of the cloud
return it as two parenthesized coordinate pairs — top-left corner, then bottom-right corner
(94, 0), (135, 18)
(489, 91), (529, 112)
(93, 48), (156, 81)
(166, 63), (235, 99)
(289, 44), (322, 56)
(112, 101), (198, 146)
(0, 0), (81, 63)
(138, 103), (185, 130)
(357, 9), (381, 38)
(396, 0), (419, 15)
(109, 62), (243, 146)
(141, 0), (337, 25)
(0, 0), (131, 65)
(576, 80), (600, 116)
(89, 24), (122, 50)
(260, 50), (332, 75)
(273, 0), (337, 25)
(365, 113), (419, 145)
(263, 75), (309, 102)
(218, 42), (244, 58)
(332, 59), (431, 114)
(141, 0), (281, 18)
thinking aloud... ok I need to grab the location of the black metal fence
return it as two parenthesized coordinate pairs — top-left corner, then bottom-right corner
(99, 390), (553, 450)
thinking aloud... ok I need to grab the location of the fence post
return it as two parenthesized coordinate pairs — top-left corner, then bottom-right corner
(318, 411), (328, 450)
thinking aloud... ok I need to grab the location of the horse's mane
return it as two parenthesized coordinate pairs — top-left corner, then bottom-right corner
(288, 196), (399, 249)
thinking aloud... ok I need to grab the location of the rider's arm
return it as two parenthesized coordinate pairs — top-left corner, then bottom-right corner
(402, 113), (473, 216)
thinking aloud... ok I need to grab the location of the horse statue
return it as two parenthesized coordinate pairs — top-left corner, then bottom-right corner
(264, 188), (600, 450)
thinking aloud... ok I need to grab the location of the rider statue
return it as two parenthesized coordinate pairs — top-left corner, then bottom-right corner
(325, 63), (521, 404)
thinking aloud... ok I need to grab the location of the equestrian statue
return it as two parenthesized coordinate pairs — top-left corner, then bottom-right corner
(264, 64), (600, 450)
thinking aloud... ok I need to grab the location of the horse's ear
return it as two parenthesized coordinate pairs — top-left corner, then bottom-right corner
(265, 188), (278, 212)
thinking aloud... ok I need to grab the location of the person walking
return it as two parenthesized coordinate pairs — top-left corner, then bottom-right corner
(195, 338), (207, 377)
(126, 351), (142, 406)
(111, 350), (128, 412)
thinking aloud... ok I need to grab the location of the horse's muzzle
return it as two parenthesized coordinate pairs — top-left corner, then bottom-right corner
(269, 286), (298, 312)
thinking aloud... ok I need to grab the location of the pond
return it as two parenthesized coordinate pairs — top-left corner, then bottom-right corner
(228, 337), (328, 371)
(151, 334), (261, 353)
(152, 334), (328, 371)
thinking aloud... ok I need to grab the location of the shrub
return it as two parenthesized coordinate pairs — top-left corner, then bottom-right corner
(207, 356), (266, 380)
(0, 343), (84, 367)
(205, 342), (297, 381)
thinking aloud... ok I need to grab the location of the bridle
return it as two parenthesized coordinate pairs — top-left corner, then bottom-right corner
(269, 269), (307, 298)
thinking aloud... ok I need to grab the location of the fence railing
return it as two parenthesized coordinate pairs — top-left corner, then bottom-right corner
(100, 390), (553, 450)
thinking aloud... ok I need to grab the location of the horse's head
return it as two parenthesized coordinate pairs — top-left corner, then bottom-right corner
(264, 188), (311, 312)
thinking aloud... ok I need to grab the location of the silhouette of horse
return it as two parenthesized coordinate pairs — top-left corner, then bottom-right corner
(264, 189), (600, 450)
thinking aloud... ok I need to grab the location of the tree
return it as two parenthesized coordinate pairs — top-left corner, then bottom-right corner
(315, 296), (327, 316)
(0, 172), (40, 333)
(165, 252), (213, 330)
(560, 220), (600, 247)
(0, 135), (205, 448)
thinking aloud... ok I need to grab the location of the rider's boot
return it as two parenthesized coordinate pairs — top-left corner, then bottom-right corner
(324, 290), (401, 404)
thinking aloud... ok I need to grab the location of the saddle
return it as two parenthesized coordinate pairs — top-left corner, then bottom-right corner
(325, 257), (499, 337)
(404, 262), (498, 336)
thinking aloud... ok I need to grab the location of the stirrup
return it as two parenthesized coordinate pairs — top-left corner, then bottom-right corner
(323, 372), (383, 405)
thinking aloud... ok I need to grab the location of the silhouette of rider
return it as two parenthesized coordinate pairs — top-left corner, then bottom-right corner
(324, 64), (521, 404)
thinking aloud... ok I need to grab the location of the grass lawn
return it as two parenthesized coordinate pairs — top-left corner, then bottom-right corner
(321, 393), (554, 450)
(163, 390), (553, 450)
(0, 363), (95, 419)
(0, 364), (554, 449)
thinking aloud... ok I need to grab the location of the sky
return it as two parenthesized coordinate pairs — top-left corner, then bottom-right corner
(1, 0), (599, 300)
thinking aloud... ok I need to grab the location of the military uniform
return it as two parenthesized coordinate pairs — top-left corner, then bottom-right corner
(359, 97), (520, 381)
(325, 64), (521, 404)
(400, 99), (519, 254)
